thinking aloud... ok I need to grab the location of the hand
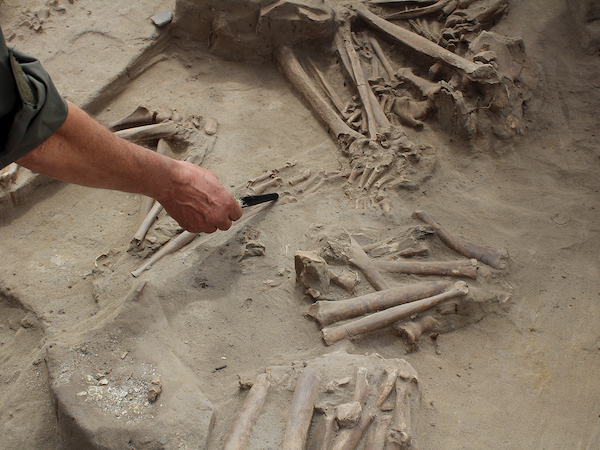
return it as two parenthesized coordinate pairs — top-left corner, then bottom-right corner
(157, 161), (243, 233)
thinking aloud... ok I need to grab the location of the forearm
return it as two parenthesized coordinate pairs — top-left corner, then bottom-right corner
(17, 100), (243, 233)
(16, 100), (176, 201)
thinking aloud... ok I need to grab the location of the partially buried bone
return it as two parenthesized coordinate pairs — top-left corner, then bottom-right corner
(352, 3), (499, 83)
(132, 201), (163, 248)
(138, 139), (173, 224)
(331, 413), (374, 450)
(365, 414), (393, 450)
(295, 250), (331, 295)
(114, 121), (178, 143)
(108, 104), (153, 131)
(251, 177), (282, 195)
(346, 235), (390, 291)
(308, 408), (336, 450)
(289, 169), (311, 186)
(414, 210), (508, 269)
(274, 45), (362, 148)
(282, 367), (320, 450)
(307, 280), (453, 327)
(375, 367), (398, 408)
(321, 281), (468, 345)
(394, 315), (437, 345)
(374, 258), (478, 279)
(223, 373), (270, 450)
(305, 57), (347, 117)
(381, 0), (453, 20)
(336, 24), (378, 139)
(388, 380), (411, 448)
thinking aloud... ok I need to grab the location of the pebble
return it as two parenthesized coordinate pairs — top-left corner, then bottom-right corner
(151, 10), (173, 28)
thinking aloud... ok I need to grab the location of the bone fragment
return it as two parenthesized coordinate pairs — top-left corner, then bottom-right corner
(395, 315), (437, 345)
(0, 163), (19, 190)
(330, 269), (358, 293)
(108, 105), (153, 131)
(132, 201), (163, 246)
(388, 381), (411, 447)
(154, 106), (173, 123)
(392, 97), (424, 129)
(336, 25), (378, 138)
(337, 401), (362, 428)
(138, 138), (173, 224)
(382, 0), (452, 20)
(308, 409), (336, 450)
(347, 235), (390, 291)
(376, 367), (398, 408)
(307, 280), (453, 327)
(305, 57), (347, 117)
(321, 281), (468, 345)
(396, 68), (441, 99)
(204, 117), (218, 135)
(223, 373), (271, 450)
(358, 165), (374, 190)
(365, 414), (393, 450)
(282, 367), (320, 450)
(371, 0), (436, 4)
(289, 169), (311, 186)
(353, 3), (498, 83)
(373, 174), (395, 189)
(115, 121), (178, 143)
(131, 230), (197, 277)
(414, 210), (507, 269)
(348, 164), (364, 184)
(248, 171), (274, 186)
(295, 250), (331, 294)
(331, 412), (375, 450)
(251, 177), (282, 195)
(274, 45), (362, 147)
(374, 258), (478, 279)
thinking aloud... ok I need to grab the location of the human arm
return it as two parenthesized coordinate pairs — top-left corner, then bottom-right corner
(16, 100), (242, 233)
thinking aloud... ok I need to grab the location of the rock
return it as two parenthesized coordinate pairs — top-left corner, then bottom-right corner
(151, 10), (173, 28)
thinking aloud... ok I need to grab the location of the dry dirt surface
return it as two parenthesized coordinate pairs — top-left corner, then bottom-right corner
(1, 0), (600, 449)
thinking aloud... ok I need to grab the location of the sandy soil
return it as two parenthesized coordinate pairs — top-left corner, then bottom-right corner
(1, 0), (600, 449)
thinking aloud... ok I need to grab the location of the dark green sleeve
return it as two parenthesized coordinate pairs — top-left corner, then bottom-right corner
(0, 26), (68, 169)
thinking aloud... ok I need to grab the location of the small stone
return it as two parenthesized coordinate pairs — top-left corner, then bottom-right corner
(150, 10), (173, 28)
(148, 382), (162, 402)
(76, 391), (87, 397)
(151, 376), (161, 385)
(120, 351), (128, 359)
(98, 378), (109, 386)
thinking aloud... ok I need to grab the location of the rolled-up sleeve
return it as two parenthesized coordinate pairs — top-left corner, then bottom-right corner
(0, 26), (68, 168)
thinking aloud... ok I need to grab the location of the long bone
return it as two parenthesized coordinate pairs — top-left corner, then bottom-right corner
(248, 161), (297, 186)
(308, 408), (336, 450)
(114, 121), (178, 142)
(307, 280), (453, 327)
(352, 3), (498, 83)
(336, 24), (378, 138)
(282, 367), (320, 450)
(274, 45), (362, 148)
(346, 235), (390, 291)
(365, 32), (395, 80)
(388, 381), (411, 448)
(414, 210), (507, 269)
(132, 201), (163, 247)
(365, 414), (393, 450)
(138, 138), (173, 224)
(331, 413), (375, 450)
(373, 258), (478, 279)
(251, 177), (282, 195)
(131, 196), (286, 277)
(305, 57), (348, 118)
(223, 373), (271, 450)
(321, 281), (468, 345)
(381, 0), (452, 20)
(108, 104), (154, 131)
